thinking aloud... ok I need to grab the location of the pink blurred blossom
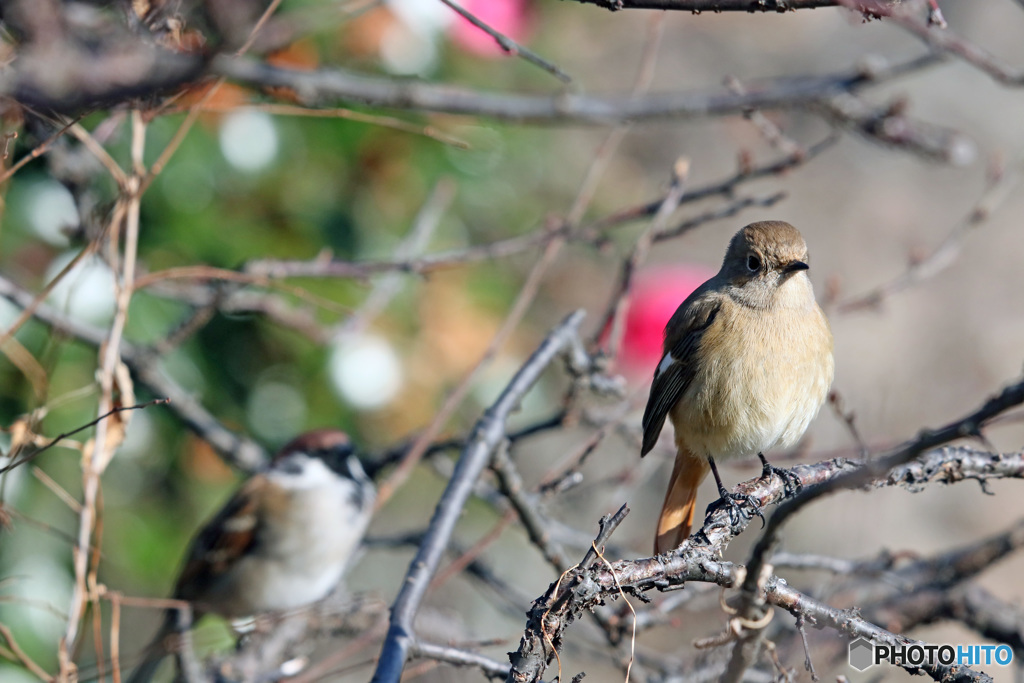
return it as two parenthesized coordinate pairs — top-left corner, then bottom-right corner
(617, 265), (715, 381)
(450, 0), (529, 57)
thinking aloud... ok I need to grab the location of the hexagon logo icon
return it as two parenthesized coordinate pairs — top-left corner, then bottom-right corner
(849, 638), (874, 671)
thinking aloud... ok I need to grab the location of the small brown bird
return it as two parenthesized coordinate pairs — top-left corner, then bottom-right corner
(641, 221), (834, 554)
(128, 429), (375, 683)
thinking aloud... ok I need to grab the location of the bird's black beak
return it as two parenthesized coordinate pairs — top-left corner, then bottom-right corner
(783, 260), (809, 274)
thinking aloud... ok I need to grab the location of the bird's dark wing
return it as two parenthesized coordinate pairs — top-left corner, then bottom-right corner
(131, 478), (270, 682)
(640, 299), (720, 457)
(172, 476), (269, 602)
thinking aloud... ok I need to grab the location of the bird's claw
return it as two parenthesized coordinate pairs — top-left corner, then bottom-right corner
(704, 491), (765, 530)
(760, 461), (802, 496)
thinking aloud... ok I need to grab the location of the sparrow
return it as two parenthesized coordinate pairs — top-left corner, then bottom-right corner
(128, 429), (375, 683)
(641, 221), (834, 554)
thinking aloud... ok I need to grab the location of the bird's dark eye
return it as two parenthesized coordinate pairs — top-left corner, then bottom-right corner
(746, 254), (761, 272)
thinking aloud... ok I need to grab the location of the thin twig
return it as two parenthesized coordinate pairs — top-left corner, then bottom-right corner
(0, 400), (167, 474)
(68, 123), (128, 189)
(827, 389), (869, 460)
(175, 101), (469, 148)
(0, 114), (83, 186)
(66, 111), (146, 649)
(332, 179), (454, 339)
(837, 154), (1021, 312)
(410, 641), (510, 680)
(813, 93), (976, 165)
(0, 623), (53, 681)
(110, 592), (122, 683)
(0, 274), (268, 471)
(794, 614), (818, 681)
(841, 0), (1024, 86)
(32, 467), (83, 513)
(373, 233), (566, 508)
(591, 541), (637, 683)
(597, 158), (690, 361)
(438, 0), (571, 83)
(491, 443), (570, 572)
(141, 0), (282, 189)
(0, 235), (105, 348)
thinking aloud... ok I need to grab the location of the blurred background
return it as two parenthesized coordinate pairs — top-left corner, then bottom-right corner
(1, 0), (1024, 681)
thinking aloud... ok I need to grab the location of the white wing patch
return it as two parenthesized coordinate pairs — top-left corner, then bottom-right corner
(656, 352), (675, 377)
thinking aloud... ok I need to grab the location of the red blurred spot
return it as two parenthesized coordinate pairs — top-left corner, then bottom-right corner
(450, 0), (529, 57)
(618, 265), (714, 380)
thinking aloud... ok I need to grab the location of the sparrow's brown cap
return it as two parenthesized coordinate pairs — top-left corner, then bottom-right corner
(277, 429), (350, 458)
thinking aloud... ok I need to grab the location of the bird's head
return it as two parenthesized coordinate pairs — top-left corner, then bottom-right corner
(271, 429), (374, 505)
(720, 221), (812, 308)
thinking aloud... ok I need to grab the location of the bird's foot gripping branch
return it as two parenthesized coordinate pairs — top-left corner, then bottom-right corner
(507, 394), (1024, 683)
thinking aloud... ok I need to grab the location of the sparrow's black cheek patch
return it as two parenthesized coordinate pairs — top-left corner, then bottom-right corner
(315, 446), (357, 477)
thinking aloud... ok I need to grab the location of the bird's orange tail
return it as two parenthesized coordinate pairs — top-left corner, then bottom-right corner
(654, 448), (710, 554)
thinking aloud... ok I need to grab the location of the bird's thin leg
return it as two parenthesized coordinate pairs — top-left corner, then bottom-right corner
(703, 455), (764, 530)
(758, 452), (802, 496)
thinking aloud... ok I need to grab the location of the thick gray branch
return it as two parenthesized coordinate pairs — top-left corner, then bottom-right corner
(370, 310), (587, 683)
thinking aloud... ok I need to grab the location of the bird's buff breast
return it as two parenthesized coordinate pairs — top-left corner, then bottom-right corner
(670, 294), (833, 462)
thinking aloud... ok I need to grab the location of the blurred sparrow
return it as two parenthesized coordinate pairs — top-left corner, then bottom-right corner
(128, 429), (375, 683)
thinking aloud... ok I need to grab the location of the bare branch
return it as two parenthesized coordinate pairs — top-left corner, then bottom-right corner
(881, 445), (1024, 490)
(491, 443), (572, 572)
(860, 517), (1024, 635)
(814, 93), (976, 165)
(584, 133), (836, 236)
(438, 0), (571, 83)
(598, 159), (690, 361)
(212, 53), (940, 124)
(946, 586), (1024, 654)
(740, 374), (1024, 618)
(837, 157), (1020, 312)
(0, 275), (269, 472)
(766, 577), (993, 683)
(0, 400), (168, 474)
(66, 110), (146, 649)
(841, 0), (1024, 86)
(555, 0), (840, 11)
(410, 640), (510, 680)
(332, 178), (454, 340)
(0, 623), (53, 681)
(370, 310), (587, 683)
(506, 441), (1024, 683)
